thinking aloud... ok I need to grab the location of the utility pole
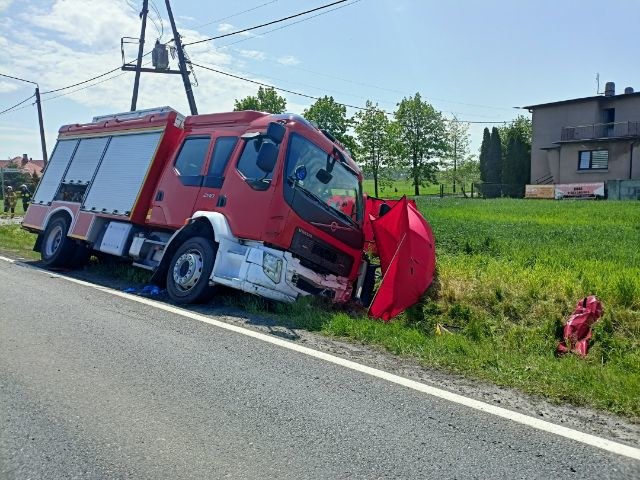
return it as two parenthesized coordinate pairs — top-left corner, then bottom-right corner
(130, 0), (149, 111)
(34, 87), (48, 166)
(0, 73), (48, 166)
(165, 0), (198, 115)
(453, 136), (457, 193)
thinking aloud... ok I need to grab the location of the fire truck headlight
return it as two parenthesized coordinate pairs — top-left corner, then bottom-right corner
(262, 252), (283, 283)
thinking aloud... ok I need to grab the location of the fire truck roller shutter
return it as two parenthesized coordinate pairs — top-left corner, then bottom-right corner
(63, 136), (110, 184)
(32, 139), (79, 205)
(82, 131), (162, 216)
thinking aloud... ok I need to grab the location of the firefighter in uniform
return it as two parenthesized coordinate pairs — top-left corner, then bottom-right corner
(3, 186), (17, 218)
(20, 184), (31, 211)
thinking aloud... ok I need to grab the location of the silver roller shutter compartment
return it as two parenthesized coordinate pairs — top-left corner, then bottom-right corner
(32, 139), (78, 204)
(82, 131), (162, 216)
(63, 136), (110, 184)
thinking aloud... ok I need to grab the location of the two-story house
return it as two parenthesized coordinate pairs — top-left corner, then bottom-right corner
(525, 82), (640, 193)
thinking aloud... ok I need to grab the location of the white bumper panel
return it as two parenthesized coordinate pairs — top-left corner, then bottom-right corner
(210, 236), (352, 303)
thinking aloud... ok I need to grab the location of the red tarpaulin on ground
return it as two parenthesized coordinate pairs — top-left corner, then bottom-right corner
(368, 196), (435, 321)
(557, 296), (603, 356)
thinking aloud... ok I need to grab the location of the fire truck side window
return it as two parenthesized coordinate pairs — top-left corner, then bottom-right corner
(174, 137), (210, 177)
(236, 137), (275, 187)
(208, 137), (238, 178)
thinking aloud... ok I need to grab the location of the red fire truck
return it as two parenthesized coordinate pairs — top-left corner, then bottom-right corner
(22, 106), (434, 316)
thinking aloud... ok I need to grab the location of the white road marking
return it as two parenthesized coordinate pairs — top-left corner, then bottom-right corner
(1, 255), (639, 461)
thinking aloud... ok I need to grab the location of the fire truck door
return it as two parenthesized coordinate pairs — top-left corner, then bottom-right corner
(149, 136), (211, 229)
(215, 135), (284, 241)
(193, 135), (239, 214)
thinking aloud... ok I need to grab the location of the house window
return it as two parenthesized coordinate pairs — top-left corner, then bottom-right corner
(578, 150), (608, 170)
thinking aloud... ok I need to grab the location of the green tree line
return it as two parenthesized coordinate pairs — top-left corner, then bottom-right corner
(234, 87), (531, 197)
(478, 116), (532, 197)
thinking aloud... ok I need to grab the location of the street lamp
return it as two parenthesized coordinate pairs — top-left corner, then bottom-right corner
(0, 73), (49, 166)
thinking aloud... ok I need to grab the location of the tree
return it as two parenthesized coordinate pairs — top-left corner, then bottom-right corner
(499, 115), (532, 197)
(481, 127), (503, 198)
(233, 86), (286, 114)
(444, 116), (470, 192)
(354, 101), (389, 197)
(393, 93), (448, 195)
(302, 95), (357, 155)
(479, 127), (491, 182)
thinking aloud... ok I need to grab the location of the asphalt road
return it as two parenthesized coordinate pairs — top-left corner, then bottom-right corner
(1, 260), (638, 479)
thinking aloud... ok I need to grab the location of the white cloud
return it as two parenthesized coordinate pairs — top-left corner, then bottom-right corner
(240, 49), (266, 61)
(277, 55), (300, 66)
(0, 80), (19, 93)
(0, 0), (299, 156)
(0, 0), (12, 12)
(217, 23), (234, 33)
(25, 0), (139, 49)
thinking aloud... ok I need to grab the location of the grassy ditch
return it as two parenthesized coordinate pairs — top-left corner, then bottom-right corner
(238, 198), (640, 418)
(1, 199), (638, 417)
(0, 224), (39, 259)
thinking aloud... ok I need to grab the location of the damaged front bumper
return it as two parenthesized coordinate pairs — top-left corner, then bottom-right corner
(210, 237), (352, 303)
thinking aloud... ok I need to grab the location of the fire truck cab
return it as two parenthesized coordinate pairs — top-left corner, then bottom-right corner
(23, 107), (369, 305)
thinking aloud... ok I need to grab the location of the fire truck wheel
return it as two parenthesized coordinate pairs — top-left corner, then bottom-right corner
(41, 216), (76, 268)
(166, 236), (217, 304)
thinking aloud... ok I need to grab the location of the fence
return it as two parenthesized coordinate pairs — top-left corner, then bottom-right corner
(471, 183), (526, 199)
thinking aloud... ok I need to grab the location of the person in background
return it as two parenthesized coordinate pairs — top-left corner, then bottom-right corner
(20, 184), (31, 211)
(4, 186), (17, 218)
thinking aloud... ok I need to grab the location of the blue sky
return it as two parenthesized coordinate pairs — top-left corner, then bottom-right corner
(0, 0), (638, 161)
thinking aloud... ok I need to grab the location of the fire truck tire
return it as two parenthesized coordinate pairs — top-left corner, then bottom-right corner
(166, 236), (217, 304)
(41, 216), (76, 268)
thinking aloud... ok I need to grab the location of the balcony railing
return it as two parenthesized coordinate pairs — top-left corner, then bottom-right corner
(560, 121), (640, 141)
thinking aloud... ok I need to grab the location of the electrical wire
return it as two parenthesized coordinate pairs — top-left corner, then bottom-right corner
(191, 62), (506, 123)
(40, 66), (123, 95)
(218, 0), (361, 48)
(192, 0), (279, 30)
(0, 93), (35, 116)
(32, 1), (344, 97)
(208, 1), (513, 113)
(183, 0), (348, 46)
(149, 0), (164, 39)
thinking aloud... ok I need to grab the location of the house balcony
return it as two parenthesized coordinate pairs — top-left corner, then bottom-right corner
(560, 121), (640, 142)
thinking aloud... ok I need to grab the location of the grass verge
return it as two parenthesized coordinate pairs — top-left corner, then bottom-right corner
(1, 199), (638, 418)
(0, 224), (39, 259)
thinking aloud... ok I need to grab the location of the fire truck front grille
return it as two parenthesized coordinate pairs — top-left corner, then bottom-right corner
(289, 229), (352, 277)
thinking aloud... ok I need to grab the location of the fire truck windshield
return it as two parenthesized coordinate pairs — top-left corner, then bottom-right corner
(285, 134), (362, 224)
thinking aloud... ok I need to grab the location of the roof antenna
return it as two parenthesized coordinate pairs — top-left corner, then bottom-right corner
(596, 73), (602, 95)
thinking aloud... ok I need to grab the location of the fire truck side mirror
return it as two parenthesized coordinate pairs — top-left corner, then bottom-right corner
(257, 142), (278, 173)
(266, 122), (285, 144)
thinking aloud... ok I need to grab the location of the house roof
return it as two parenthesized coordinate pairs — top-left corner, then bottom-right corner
(522, 91), (640, 110)
(0, 157), (44, 176)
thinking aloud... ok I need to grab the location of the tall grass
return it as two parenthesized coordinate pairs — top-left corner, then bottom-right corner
(271, 199), (640, 416)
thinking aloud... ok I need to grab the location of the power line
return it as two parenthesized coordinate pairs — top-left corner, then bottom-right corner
(40, 66), (123, 95)
(210, 0), (512, 112)
(0, 93), (35, 116)
(33, 1), (346, 98)
(217, 0), (361, 48)
(222, 45), (511, 115)
(21, 1), (355, 101)
(184, 0), (348, 46)
(191, 62), (507, 123)
(192, 0), (279, 30)
(149, 0), (164, 39)
(192, 62), (329, 102)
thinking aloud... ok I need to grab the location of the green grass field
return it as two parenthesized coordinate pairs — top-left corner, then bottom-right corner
(362, 178), (442, 198)
(1, 198), (638, 416)
(0, 199), (26, 219)
(259, 198), (640, 417)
